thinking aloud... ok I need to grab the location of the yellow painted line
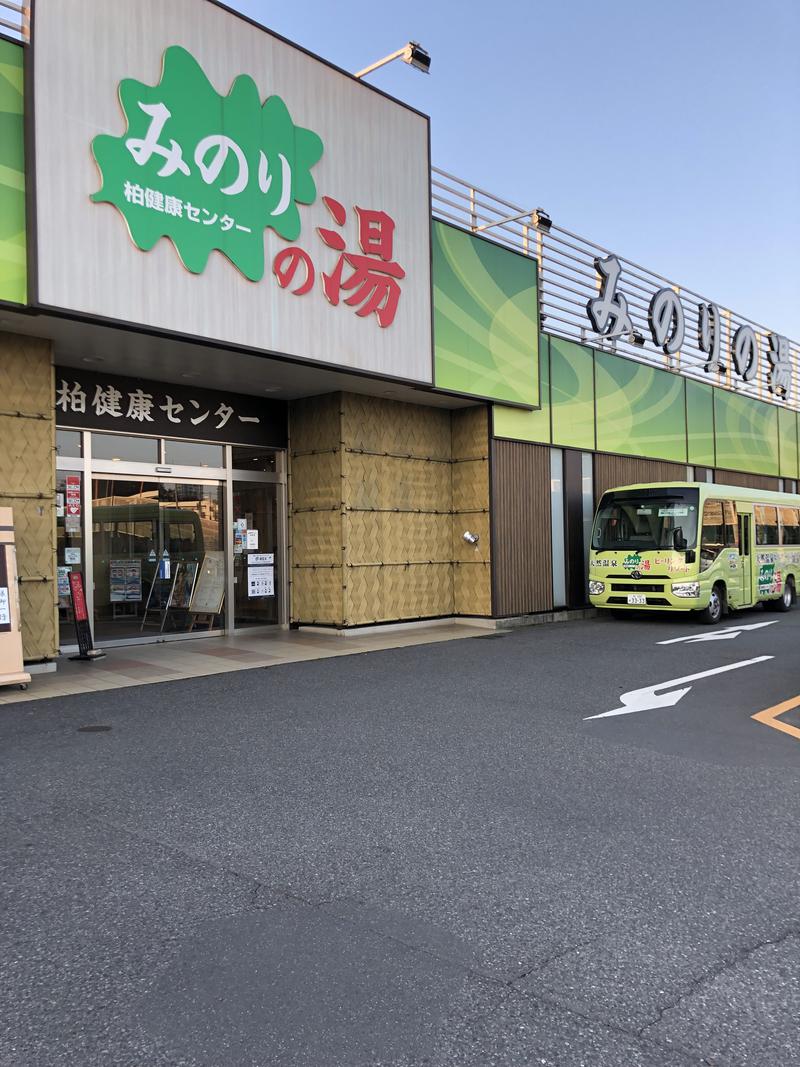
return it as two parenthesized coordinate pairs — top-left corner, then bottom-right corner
(752, 695), (800, 741)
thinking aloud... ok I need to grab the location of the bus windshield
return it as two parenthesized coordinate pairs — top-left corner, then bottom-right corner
(592, 489), (700, 552)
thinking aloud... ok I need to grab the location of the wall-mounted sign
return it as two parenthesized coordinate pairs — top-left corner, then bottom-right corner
(33, 0), (432, 383)
(587, 255), (792, 401)
(55, 367), (287, 447)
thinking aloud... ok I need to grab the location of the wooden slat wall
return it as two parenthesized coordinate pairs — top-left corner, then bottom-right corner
(714, 469), (782, 492)
(593, 454), (689, 504)
(491, 440), (553, 616)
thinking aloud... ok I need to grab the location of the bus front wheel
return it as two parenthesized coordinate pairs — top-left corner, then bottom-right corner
(698, 583), (725, 625)
(776, 577), (795, 613)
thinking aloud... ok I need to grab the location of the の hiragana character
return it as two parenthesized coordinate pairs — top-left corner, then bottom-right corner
(126, 389), (155, 423)
(56, 380), (86, 414)
(125, 102), (191, 178)
(195, 135), (248, 196)
(273, 247), (315, 295)
(92, 384), (123, 418)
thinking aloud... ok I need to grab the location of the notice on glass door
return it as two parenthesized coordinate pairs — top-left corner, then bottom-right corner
(247, 566), (274, 598)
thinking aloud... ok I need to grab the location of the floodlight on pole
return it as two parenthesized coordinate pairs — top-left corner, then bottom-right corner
(355, 42), (431, 80)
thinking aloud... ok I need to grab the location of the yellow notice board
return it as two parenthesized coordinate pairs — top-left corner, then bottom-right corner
(0, 508), (31, 689)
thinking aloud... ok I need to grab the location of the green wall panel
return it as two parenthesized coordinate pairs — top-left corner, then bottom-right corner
(778, 407), (799, 480)
(595, 352), (686, 462)
(0, 38), (25, 305)
(686, 380), (715, 466)
(550, 336), (594, 450)
(714, 390), (779, 476)
(493, 334), (551, 443)
(432, 219), (539, 407)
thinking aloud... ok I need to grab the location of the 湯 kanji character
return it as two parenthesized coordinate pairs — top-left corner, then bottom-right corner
(195, 135), (248, 196)
(220, 214), (234, 232)
(356, 207), (395, 261)
(159, 396), (184, 424)
(318, 197), (406, 328)
(185, 202), (200, 223)
(214, 403), (234, 429)
(189, 400), (209, 425)
(125, 102), (190, 178)
(126, 389), (155, 422)
(145, 188), (164, 212)
(123, 181), (145, 206)
(92, 384), (123, 418)
(164, 195), (183, 218)
(587, 255), (633, 340)
(768, 333), (792, 399)
(273, 247), (315, 295)
(202, 209), (218, 226)
(56, 380), (86, 414)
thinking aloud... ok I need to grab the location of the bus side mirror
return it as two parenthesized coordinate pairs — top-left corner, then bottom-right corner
(673, 527), (688, 552)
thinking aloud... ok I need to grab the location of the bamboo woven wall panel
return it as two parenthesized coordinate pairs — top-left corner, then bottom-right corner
(291, 510), (342, 566)
(452, 405), (489, 461)
(593, 454), (688, 504)
(345, 562), (454, 624)
(452, 511), (491, 563)
(292, 566), (344, 625)
(344, 452), (451, 512)
(345, 511), (452, 565)
(290, 393), (342, 453)
(291, 450), (342, 511)
(343, 394), (451, 460)
(491, 440), (553, 616)
(0, 334), (56, 660)
(714, 469), (782, 491)
(452, 459), (489, 513)
(455, 562), (491, 616)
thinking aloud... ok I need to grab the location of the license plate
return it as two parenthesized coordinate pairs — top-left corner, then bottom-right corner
(627, 594), (646, 605)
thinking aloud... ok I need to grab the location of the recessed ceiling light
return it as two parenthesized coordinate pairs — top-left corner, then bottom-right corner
(181, 372), (200, 380)
(263, 386), (280, 393)
(82, 356), (105, 364)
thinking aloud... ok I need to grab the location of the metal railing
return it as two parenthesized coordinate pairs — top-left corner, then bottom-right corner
(432, 166), (800, 412)
(0, 1), (27, 38)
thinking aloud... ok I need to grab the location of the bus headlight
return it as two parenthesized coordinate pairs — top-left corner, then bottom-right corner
(671, 581), (700, 598)
(588, 580), (605, 595)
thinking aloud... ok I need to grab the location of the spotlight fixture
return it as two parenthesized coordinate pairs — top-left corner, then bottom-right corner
(632, 331), (646, 347)
(463, 531), (480, 546)
(534, 208), (552, 232)
(355, 42), (431, 80)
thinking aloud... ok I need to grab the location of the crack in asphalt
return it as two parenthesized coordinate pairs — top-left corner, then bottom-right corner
(637, 924), (800, 1038)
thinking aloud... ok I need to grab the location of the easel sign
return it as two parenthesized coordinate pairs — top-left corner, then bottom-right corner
(188, 551), (225, 630)
(0, 507), (31, 690)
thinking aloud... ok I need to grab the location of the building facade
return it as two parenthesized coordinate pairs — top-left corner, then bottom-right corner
(1, 0), (798, 665)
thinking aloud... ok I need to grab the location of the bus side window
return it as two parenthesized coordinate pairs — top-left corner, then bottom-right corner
(738, 514), (750, 556)
(724, 501), (738, 546)
(779, 507), (800, 546)
(700, 500), (725, 568)
(754, 505), (779, 546)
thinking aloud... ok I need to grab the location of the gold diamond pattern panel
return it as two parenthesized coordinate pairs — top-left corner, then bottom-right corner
(452, 406), (489, 461)
(291, 451), (342, 511)
(344, 453), (451, 512)
(290, 393), (342, 453)
(452, 512), (491, 563)
(291, 510), (342, 567)
(452, 459), (489, 513)
(343, 394), (452, 460)
(455, 562), (491, 616)
(345, 563), (454, 625)
(292, 567), (344, 625)
(0, 333), (56, 661)
(345, 512), (452, 566)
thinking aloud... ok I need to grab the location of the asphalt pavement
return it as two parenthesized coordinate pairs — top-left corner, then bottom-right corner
(2, 606), (799, 1066)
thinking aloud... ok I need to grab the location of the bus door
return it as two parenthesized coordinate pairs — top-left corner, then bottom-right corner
(738, 511), (753, 605)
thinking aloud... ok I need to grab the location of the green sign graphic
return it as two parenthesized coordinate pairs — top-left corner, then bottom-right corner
(92, 46), (324, 281)
(0, 38), (26, 305)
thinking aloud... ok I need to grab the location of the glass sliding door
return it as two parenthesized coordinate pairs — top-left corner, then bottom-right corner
(231, 481), (280, 627)
(91, 478), (225, 642)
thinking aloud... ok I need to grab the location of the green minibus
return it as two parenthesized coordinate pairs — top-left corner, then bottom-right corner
(589, 481), (800, 624)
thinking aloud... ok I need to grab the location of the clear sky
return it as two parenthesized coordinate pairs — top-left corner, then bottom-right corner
(228, 0), (799, 338)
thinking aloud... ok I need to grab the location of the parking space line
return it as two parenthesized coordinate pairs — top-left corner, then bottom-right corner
(752, 696), (800, 741)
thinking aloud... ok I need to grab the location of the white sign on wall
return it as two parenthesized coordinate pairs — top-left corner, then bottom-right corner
(32, 0), (433, 384)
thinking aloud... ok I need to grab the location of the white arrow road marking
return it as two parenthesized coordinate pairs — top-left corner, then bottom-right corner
(585, 655), (774, 720)
(657, 621), (779, 645)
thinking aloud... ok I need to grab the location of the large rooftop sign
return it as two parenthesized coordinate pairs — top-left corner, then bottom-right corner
(432, 169), (799, 411)
(31, 0), (432, 383)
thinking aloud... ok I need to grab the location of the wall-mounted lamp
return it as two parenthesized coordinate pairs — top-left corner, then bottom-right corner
(632, 331), (646, 347)
(463, 531), (480, 546)
(355, 42), (431, 80)
(534, 208), (552, 232)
